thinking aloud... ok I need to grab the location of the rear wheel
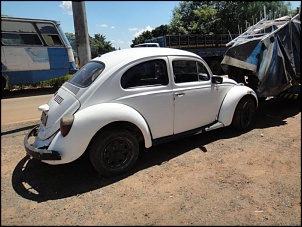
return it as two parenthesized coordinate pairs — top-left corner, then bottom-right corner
(232, 96), (256, 130)
(89, 128), (139, 177)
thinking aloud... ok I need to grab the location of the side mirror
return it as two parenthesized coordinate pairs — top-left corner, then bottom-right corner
(211, 76), (223, 84)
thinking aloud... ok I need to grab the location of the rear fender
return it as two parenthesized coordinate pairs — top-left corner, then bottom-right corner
(46, 103), (152, 164)
(218, 86), (258, 126)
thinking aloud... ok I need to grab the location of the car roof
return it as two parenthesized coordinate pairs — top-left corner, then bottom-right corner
(92, 47), (201, 69)
(134, 43), (160, 47)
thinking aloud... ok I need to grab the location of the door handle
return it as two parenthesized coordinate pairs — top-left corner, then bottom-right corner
(174, 92), (185, 97)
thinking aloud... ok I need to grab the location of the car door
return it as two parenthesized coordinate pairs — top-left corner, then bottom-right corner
(169, 57), (221, 134)
(117, 58), (175, 139)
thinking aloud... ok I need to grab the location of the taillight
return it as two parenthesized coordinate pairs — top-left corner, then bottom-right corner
(60, 115), (74, 137)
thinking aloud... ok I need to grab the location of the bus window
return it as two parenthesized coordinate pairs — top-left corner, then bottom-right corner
(36, 23), (64, 46)
(1, 20), (43, 46)
(1, 21), (36, 33)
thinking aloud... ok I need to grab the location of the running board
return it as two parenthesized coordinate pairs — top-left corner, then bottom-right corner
(152, 121), (225, 146)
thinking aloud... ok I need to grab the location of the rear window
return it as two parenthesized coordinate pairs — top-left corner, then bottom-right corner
(68, 61), (104, 87)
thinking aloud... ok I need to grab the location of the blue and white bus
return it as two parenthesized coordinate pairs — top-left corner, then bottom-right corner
(1, 16), (78, 91)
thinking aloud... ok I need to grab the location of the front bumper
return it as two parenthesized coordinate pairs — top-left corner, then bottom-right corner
(24, 125), (61, 160)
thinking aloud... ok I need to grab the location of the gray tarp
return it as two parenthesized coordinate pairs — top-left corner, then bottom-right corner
(221, 14), (300, 97)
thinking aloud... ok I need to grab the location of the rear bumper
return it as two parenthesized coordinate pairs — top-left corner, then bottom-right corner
(24, 125), (61, 160)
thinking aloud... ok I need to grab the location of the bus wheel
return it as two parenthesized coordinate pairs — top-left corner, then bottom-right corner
(2, 76), (7, 92)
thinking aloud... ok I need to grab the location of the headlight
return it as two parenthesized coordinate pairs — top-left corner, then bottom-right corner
(60, 115), (74, 137)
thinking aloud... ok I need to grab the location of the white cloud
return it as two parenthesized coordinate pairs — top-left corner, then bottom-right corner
(128, 27), (139, 32)
(133, 26), (153, 38)
(97, 24), (115, 29)
(99, 24), (108, 28)
(59, 1), (73, 15)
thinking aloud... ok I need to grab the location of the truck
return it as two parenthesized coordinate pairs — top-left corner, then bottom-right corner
(144, 33), (238, 75)
(221, 13), (300, 100)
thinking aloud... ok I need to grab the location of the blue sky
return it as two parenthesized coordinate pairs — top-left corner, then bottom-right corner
(1, 1), (180, 49)
(1, 1), (301, 50)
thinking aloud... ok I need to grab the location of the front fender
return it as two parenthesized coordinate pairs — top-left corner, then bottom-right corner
(218, 85), (258, 126)
(46, 103), (152, 165)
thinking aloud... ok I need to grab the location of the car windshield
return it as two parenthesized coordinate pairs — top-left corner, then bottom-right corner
(68, 61), (104, 87)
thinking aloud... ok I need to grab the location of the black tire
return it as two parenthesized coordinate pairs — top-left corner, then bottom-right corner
(2, 76), (7, 92)
(89, 128), (139, 177)
(232, 96), (256, 130)
(258, 97), (266, 102)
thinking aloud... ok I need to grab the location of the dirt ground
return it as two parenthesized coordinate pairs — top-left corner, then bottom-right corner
(1, 94), (301, 226)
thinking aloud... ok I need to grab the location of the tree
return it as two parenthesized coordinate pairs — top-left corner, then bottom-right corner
(169, 1), (217, 34)
(213, 1), (291, 33)
(169, 1), (292, 34)
(89, 34), (116, 58)
(131, 30), (153, 47)
(152, 25), (170, 37)
(65, 32), (77, 56)
(65, 32), (116, 59)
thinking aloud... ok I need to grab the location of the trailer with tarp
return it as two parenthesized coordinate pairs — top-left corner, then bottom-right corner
(221, 13), (300, 99)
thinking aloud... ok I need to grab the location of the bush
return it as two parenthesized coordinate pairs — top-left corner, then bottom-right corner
(39, 74), (72, 88)
(5, 74), (73, 91)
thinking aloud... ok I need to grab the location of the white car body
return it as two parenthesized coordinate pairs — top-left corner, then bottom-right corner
(24, 47), (258, 177)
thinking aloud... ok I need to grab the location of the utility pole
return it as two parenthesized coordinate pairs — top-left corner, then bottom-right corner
(72, 1), (91, 68)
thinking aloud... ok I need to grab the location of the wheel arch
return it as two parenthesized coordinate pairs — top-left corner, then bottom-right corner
(88, 121), (145, 149)
(218, 86), (258, 126)
(47, 103), (153, 165)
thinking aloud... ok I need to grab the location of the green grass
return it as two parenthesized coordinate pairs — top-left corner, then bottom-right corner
(7, 74), (73, 90)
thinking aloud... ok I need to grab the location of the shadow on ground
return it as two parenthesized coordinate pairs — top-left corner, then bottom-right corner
(11, 97), (300, 202)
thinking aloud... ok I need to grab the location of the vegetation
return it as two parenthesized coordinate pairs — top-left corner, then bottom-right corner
(7, 74), (73, 91)
(65, 32), (116, 59)
(38, 74), (73, 87)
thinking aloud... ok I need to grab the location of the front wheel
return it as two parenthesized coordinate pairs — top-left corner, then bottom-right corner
(232, 96), (256, 130)
(89, 128), (139, 177)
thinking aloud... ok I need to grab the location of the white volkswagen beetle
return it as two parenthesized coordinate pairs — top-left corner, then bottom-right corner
(24, 47), (258, 177)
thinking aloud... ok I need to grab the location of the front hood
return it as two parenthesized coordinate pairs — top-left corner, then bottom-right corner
(37, 86), (80, 140)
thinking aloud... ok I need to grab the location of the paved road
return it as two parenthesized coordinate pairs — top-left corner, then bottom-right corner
(1, 93), (53, 125)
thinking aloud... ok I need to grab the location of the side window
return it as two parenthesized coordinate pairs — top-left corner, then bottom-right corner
(1, 21), (43, 46)
(121, 60), (168, 89)
(36, 23), (63, 46)
(173, 60), (210, 83)
(173, 60), (198, 83)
